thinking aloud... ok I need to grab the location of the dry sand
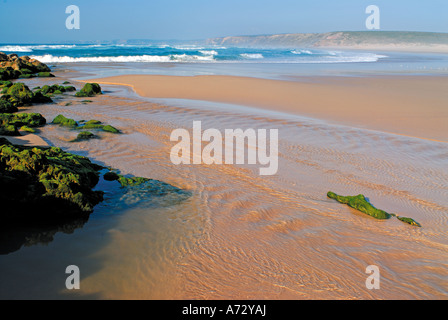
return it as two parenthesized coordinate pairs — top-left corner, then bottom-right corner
(90, 74), (448, 142)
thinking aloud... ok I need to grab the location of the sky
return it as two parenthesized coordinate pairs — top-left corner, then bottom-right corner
(0, 0), (447, 43)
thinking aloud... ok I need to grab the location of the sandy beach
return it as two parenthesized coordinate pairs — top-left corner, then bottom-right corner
(89, 75), (448, 142)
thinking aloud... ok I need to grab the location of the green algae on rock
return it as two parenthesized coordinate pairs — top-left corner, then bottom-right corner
(0, 53), (51, 81)
(0, 143), (104, 220)
(327, 192), (391, 219)
(327, 191), (421, 227)
(2, 83), (53, 107)
(397, 216), (422, 227)
(36, 72), (54, 78)
(0, 113), (46, 136)
(52, 114), (78, 127)
(0, 141), (191, 224)
(0, 99), (18, 113)
(75, 83), (102, 97)
(72, 131), (95, 142)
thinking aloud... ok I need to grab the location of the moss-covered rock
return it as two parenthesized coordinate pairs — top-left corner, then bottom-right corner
(327, 191), (421, 227)
(52, 114), (78, 127)
(72, 131), (95, 142)
(0, 80), (13, 88)
(102, 125), (120, 134)
(64, 86), (76, 92)
(75, 83), (102, 97)
(327, 192), (391, 219)
(0, 54), (51, 81)
(103, 171), (120, 181)
(0, 99), (18, 113)
(0, 124), (18, 136)
(117, 175), (150, 187)
(2, 82), (52, 107)
(397, 216), (422, 227)
(32, 91), (53, 104)
(5, 83), (34, 106)
(85, 120), (102, 125)
(0, 143), (104, 220)
(0, 113), (46, 135)
(36, 72), (54, 78)
(81, 123), (104, 130)
(18, 73), (33, 79)
(19, 125), (36, 133)
(76, 120), (120, 134)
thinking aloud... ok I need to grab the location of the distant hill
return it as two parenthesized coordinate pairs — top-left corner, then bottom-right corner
(206, 31), (448, 52)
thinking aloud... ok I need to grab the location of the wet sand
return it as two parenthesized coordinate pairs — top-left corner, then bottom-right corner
(89, 74), (448, 142)
(0, 133), (49, 147)
(1, 71), (447, 300)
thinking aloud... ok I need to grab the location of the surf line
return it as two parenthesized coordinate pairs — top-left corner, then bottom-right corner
(170, 121), (278, 176)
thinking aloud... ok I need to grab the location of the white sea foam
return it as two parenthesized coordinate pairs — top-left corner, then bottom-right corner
(31, 54), (216, 63)
(291, 49), (313, 55)
(199, 50), (218, 56)
(0, 44), (81, 52)
(240, 53), (264, 59)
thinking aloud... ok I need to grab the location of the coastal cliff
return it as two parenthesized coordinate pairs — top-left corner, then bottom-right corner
(206, 31), (448, 52)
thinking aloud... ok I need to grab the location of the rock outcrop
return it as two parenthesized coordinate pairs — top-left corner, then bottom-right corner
(327, 191), (421, 227)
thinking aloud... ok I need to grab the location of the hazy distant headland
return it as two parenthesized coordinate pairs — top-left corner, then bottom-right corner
(205, 31), (448, 52)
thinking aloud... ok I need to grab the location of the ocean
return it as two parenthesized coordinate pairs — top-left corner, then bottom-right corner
(1, 43), (448, 79)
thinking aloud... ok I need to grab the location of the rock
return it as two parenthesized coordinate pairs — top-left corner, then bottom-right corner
(18, 73), (33, 79)
(72, 131), (95, 142)
(0, 113), (46, 136)
(75, 83), (102, 97)
(32, 91), (53, 104)
(0, 142), (104, 220)
(397, 216), (421, 227)
(20, 125), (36, 133)
(327, 191), (421, 227)
(4, 83), (35, 106)
(327, 191), (391, 219)
(64, 86), (76, 92)
(85, 120), (102, 125)
(52, 114), (78, 127)
(0, 99), (18, 113)
(0, 52), (8, 62)
(37, 72), (54, 78)
(102, 125), (120, 133)
(0, 53), (51, 80)
(103, 171), (120, 181)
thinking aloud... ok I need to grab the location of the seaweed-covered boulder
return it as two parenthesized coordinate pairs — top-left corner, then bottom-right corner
(36, 84), (71, 96)
(52, 114), (77, 127)
(37, 72), (55, 78)
(0, 53), (51, 80)
(32, 91), (53, 104)
(79, 121), (120, 134)
(75, 83), (102, 97)
(102, 125), (120, 134)
(0, 143), (104, 220)
(72, 131), (95, 142)
(0, 67), (21, 81)
(0, 99), (18, 113)
(64, 86), (76, 92)
(327, 191), (421, 227)
(103, 171), (120, 181)
(0, 113), (46, 135)
(2, 82), (52, 107)
(4, 83), (34, 106)
(327, 192), (391, 219)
